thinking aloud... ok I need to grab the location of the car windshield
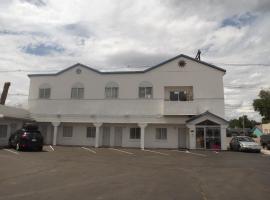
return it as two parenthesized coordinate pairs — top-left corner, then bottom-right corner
(238, 137), (254, 142)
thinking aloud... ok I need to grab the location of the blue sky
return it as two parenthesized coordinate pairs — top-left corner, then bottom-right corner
(0, 0), (270, 121)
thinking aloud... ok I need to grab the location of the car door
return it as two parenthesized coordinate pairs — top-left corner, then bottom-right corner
(231, 138), (238, 150)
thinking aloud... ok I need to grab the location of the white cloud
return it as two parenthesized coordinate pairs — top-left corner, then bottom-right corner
(0, 0), (270, 121)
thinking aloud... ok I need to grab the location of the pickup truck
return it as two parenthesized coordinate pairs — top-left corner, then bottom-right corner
(260, 134), (270, 150)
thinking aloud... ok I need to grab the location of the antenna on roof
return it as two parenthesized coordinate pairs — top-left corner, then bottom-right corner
(195, 49), (201, 61)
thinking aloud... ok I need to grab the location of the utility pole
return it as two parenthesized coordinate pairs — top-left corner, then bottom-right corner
(242, 115), (245, 135)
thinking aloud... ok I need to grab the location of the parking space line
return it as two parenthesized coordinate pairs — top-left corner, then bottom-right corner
(49, 145), (55, 151)
(81, 147), (97, 154)
(109, 148), (134, 155)
(143, 149), (169, 156)
(171, 150), (207, 157)
(3, 149), (19, 155)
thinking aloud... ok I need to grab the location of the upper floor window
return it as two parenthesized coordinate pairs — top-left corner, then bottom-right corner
(71, 83), (84, 99)
(139, 81), (153, 99)
(39, 83), (51, 99)
(105, 82), (119, 99)
(165, 86), (193, 101)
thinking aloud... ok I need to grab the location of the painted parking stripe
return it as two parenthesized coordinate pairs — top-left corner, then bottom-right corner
(171, 150), (207, 157)
(81, 147), (97, 154)
(49, 145), (55, 151)
(3, 149), (19, 155)
(109, 148), (134, 155)
(143, 149), (169, 156)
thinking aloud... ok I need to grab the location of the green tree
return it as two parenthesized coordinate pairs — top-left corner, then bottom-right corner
(229, 115), (258, 128)
(253, 90), (270, 123)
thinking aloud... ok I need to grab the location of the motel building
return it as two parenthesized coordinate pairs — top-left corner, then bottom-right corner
(26, 54), (228, 150)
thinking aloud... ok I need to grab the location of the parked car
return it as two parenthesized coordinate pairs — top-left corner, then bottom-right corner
(8, 123), (43, 151)
(260, 134), (270, 150)
(229, 136), (261, 153)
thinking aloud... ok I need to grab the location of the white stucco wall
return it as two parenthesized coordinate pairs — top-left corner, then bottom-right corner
(28, 56), (225, 123)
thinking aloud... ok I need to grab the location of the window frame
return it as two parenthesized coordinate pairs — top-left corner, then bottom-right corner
(156, 128), (167, 140)
(105, 87), (119, 99)
(39, 88), (51, 99)
(139, 87), (153, 99)
(71, 87), (84, 99)
(130, 128), (141, 139)
(86, 127), (96, 138)
(62, 126), (73, 137)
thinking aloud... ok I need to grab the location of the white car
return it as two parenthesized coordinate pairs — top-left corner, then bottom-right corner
(230, 136), (261, 153)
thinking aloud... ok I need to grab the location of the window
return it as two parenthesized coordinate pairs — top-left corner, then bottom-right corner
(166, 86), (193, 101)
(139, 87), (152, 99)
(139, 81), (153, 99)
(130, 128), (141, 139)
(86, 127), (96, 138)
(63, 126), (73, 137)
(105, 87), (118, 98)
(39, 88), (51, 99)
(156, 128), (167, 140)
(105, 82), (119, 99)
(0, 125), (8, 138)
(71, 83), (84, 99)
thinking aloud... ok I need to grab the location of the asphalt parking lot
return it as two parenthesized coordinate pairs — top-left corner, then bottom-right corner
(0, 146), (270, 200)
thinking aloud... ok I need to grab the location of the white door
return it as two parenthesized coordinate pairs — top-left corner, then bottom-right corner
(178, 128), (187, 149)
(102, 127), (110, 146)
(114, 127), (122, 147)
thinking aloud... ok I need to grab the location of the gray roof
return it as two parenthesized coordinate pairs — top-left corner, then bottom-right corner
(28, 54), (226, 77)
(0, 105), (31, 120)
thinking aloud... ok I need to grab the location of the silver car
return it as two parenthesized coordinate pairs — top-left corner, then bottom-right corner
(230, 136), (261, 153)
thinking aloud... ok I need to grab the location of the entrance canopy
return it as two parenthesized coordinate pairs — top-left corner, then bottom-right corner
(186, 111), (228, 150)
(186, 111), (228, 126)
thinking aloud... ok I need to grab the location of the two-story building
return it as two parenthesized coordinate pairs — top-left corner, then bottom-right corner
(28, 54), (228, 150)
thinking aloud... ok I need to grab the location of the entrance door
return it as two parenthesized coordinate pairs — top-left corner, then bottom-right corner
(178, 128), (187, 149)
(205, 127), (221, 150)
(102, 127), (110, 146)
(114, 127), (122, 147)
(196, 127), (205, 149)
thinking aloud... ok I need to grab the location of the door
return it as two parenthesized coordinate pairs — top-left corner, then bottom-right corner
(102, 127), (110, 146)
(196, 127), (205, 149)
(178, 128), (187, 149)
(114, 127), (123, 147)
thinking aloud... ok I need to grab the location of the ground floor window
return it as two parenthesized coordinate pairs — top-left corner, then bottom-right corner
(156, 128), (167, 140)
(87, 127), (96, 138)
(130, 128), (140, 139)
(0, 125), (8, 138)
(63, 126), (73, 137)
(196, 126), (221, 149)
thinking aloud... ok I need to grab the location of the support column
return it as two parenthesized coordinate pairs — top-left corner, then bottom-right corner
(94, 123), (102, 148)
(221, 125), (228, 150)
(51, 122), (60, 146)
(138, 123), (147, 150)
(187, 125), (195, 149)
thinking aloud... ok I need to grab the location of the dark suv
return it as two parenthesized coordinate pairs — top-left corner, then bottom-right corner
(8, 124), (43, 151)
(260, 134), (270, 150)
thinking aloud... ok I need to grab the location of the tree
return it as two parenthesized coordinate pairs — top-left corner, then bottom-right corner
(253, 90), (270, 123)
(229, 115), (259, 129)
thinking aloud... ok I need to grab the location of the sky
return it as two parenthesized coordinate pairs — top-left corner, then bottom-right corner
(0, 0), (270, 121)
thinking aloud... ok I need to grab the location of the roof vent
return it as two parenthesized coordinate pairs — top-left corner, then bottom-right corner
(178, 60), (186, 67)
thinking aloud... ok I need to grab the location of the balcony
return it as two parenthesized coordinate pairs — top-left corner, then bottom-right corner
(163, 100), (198, 115)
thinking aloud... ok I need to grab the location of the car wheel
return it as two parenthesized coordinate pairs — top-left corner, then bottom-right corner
(237, 145), (241, 152)
(38, 146), (43, 152)
(16, 143), (21, 151)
